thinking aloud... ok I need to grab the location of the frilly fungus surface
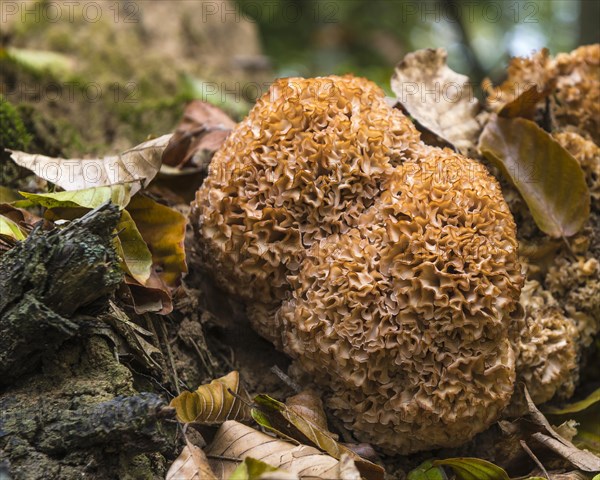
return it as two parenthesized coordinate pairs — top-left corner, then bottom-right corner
(192, 75), (524, 453)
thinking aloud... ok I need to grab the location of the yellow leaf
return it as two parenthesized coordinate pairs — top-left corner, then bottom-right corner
(125, 194), (187, 288)
(0, 214), (26, 241)
(229, 457), (297, 480)
(114, 210), (152, 285)
(170, 371), (252, 425)
(19, 183), (134, 210)
(432, 458), (509, 480)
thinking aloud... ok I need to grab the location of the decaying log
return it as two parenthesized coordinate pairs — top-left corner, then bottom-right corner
(0, 203), (123, 384)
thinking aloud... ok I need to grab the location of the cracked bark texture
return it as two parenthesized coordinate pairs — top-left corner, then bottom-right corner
(0, 203), (174, 479)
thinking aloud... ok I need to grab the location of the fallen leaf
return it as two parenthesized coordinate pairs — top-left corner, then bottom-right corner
(102, 300), (162, 371)
(286, 390), (330, 434)
(545, 388), (600, 415)
(123, 273), (173, 315)
(19, 183), (135, 209)
(531, 433), (600, 472)
(166, 440), (218, 480)
(206, 420), (342, 480)
(125, 193), (187, 288)
(115, 210), (153, 285)
(432, 458), (509, 480)
(9, 134), (171, 196)
(0, 203), (39, 244)
(407, 460), (447, 480)
(545, 388), (600, 454)
(229, 457), (298, 480)
(338, 454), (362, 480)
(499, 85), (552, 119)
(1, 46), (75, 78)
(252, 394), (384, 480)
(478, 115), (590, 238)
(162, 100), (235, 169)
(0, 214), (26, 241)
(170, 371), (252, 424)
(391, 48), (481, 154)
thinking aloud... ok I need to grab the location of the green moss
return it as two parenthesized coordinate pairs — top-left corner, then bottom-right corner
(0, 97), (32, 150)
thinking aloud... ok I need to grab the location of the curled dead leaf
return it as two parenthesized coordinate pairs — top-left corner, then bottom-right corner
(170, 371), (252, 425)
(499, 85), (552, 120)
(9, 134), (171, 196)
(115, 210), (153, 285)
(162, 101), (235, 170)
(391, 48), (481, 154)
(0, 203), (36, 244)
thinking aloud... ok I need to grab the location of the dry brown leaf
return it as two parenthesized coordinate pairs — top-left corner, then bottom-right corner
(252, 395), (384, 480)
(286, 390), (330, 434)
(166, 440), (218, 480)
(478, 115), (590, 238)
(391, 48), (481, 154)
(9, 134), (171, 195)
(102, 300), (162, 371)
(499, 84), (552, 119)
(123, 272), (173, 315)
(206, 420), (343, 480)
(338, 454), (361, 480)
(170, 371), (252, 425)
(162, 101), (235, 170)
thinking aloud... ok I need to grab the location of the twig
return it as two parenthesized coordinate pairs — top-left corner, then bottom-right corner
(157, 315), (182, 395)
(520, 440), (550, 480)
(270, 365), (301, 393)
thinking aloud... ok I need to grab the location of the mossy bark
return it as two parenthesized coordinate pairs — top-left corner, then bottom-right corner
(0, 204), (174, 479)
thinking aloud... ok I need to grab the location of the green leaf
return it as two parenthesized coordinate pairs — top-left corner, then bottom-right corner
(228, 458), (284, 480)
(115, 210), (152, 285)
(0, 187), (24, 204)
(0, 214), (26, 241)
(125, 194), (187, 288)
(479, 116), (590, 238)
(2, 47), (74, 78)
(545, 388), (600, 454)
(19, 183), (134, 210)
(252, 394), (384, 480)
(407, 460), (447, 480)
(432, 458), (509, 480)
(545, 388), (600, 414)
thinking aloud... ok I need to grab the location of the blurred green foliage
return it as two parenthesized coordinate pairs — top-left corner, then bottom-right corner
(237, 0), (599, 91)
